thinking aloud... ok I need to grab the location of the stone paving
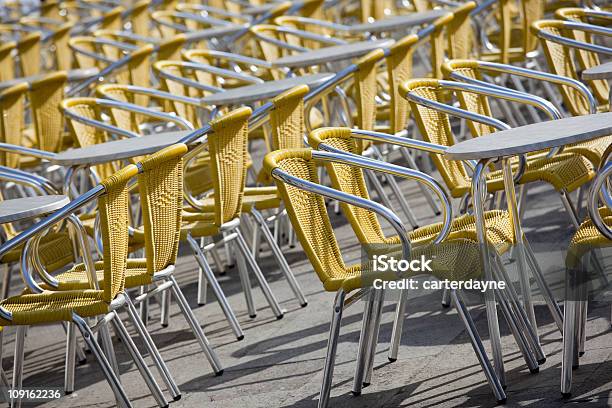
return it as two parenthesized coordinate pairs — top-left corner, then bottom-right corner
(5, 161), (612, 408)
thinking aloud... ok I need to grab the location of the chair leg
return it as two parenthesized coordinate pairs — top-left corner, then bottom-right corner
(250, 208), (307, 307)
(11, 326), (26, 408)
(363, 289), (384, 387)
(451, 291), (507, 404)
(561, 300), (578, 398)
(441, 287), (451, 308)
(71, 314), (133, 408)
(559, 189), (581, 229)
(186, 234), (244, 340)
(160, 290), (170, 328)
(98, 323), (120, 380)
(235, 245), (257, 319)
(125, 297), (181, 401)
(318, 290), (346, 408)
(64, 322), (77, 394)
(110, 312), (168, 408)
(388, 288), (407, 362)
(234, 230), (284, 319)
(352, 290), (375, 395)
(168, 276), (224, 375)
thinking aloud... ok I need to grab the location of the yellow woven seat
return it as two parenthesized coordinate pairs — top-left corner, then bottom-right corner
(39, 259), (152, 292)
(183, 186), (281, 214)
(566, 208), (612, 268)
(0, 290), (109, 326)
(0, 232), (75, 273)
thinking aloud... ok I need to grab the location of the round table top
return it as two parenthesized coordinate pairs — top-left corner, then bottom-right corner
(582, 61), (612, 81)
(201, 73), (333, 105)
(445, 112), (612, 161)
(0, 195), (69, 224)
(272, 39), (394, 68)
(347, 9), (449, 33)
(0, 68), (99, 90)
(52, 130), (192, 166)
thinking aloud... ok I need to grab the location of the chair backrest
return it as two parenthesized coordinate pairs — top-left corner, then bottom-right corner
(401, 78), (470, 198)
(0, 42), (16, 83)
(40, 0), (62, 21)
(532, 20), (600, 115)
(264, 148), (350, 287)
(386, 34), (418, 134)
(446, 1), (478, 60)
(353, 49), (385, 133)
(98, 163), (139, 301)
(153, 60), (200, 125)
(430, 13), (454, 79)
(130, 0), (151, 37)
(208, 106), (252, 225)
(441, 60), (496, 137)
(17, 31), (41, 77)
(0, 83), (28, 168)
(309, 127), (392, 244)
(137, 143), (187, 275)
(29, 71), (68, 153)
(157, 35), (187, 61)
(101, 6), (125, 31)
(94, 84), (141, 133)
(270, 84), (309, 151)
(50, 23), (75, 71)
(249, 25), (288, 70)
(124, 44), (154, 88)
(70, 36), (103, 69)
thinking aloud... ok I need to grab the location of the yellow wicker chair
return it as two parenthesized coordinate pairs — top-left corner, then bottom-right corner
(0, 41), (15, 83)
(402, 78), (595, 226)
(16, 31), (41, 77)
(0, 164), (167, 408)
(263, 147), (511, 407)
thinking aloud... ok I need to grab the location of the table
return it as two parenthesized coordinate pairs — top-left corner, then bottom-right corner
(0, 68), (99, 90)
(347, 10), (449, 33)
(582, 61), (612, 112)
(52, 130), (192, 167)
(445, 112), (612, 392)
(0, 195), (69, 224)
(272, 39), (394, 69)
(201, 73), (333, 105)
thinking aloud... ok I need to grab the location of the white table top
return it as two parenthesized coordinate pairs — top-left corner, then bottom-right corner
(52, 130), (192, 166)
(347, 10), (449, 33)
(272, 39), (394, 68)
(0, 195), (69, 224)
(201, 73), (333, 105)
(0, 68), (99, 90)
(445, 113), (612, 161)
(582, 61), (612, 81)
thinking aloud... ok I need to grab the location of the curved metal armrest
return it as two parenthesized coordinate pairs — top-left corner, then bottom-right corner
(67, 52), (135, 96)
(95, 98), (195, 130)
(588, 161), (612, 240)
(172, 11), (235, 27)
(536, 24), (612, 57)
(277, 16), (349, 32)
(194, 49), (273, 69)
(271, 156), (412, 270)
(0, 166), (58, 195)
(63, 106), (140, 139)
(451, 61), (597, 115)
(313, 147), (453, 244)
(274, 25), (348, 45)
(109, 85), (202, 107)
(69, 43), (116, 65)
(105, 30), (162, 45)
(179, 4), (249, 22)
(179, 61), (263, 84)
(0, 143), (56, 161)
(251, 31), (310, 53)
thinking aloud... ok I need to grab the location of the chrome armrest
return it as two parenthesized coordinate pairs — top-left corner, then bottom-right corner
(69, 44), (116, 65)
(179, 61), (263, 84)
(271, 153), (412, 271)
(313, 146), (453, 245)
(588, 161), (612, 240)
(67, 52), (135, 96)
(451, 61), (598, 115)
(251, 31), (310, 53)
(172, 11), (235, 27)
(0, 166), (58, 195)
(63, 106), (140, 139)
(178, 4), (249, 22)
(276, 16), (349, 32)
(103, 85), (202, 107)
(0, 143), (56, 160)
(95, 98), (195, 130)
(193, 49), (273, 69)
(274, 25), (347, 45)
(536, 23), (612, 57)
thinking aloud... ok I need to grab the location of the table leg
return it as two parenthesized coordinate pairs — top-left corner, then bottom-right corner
(471, 159), (506, 387)
(501, 158), (539, 344)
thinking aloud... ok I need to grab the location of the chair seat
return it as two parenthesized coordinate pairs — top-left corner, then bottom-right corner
(0, 232), (75, 272)
(565, 135), (612, 167)
(183, 186), (281, 214)
(451, 152), (594, 198)
(39, 259), (151, 292)
(567, 207), (612, 268)
(325, 210), (514, 292)
(0, 290), (109, 326)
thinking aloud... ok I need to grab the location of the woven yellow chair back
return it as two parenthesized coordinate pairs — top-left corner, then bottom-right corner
(99, 164), (139, 301)
(153, 61), (200, 125)
(264, 148), (349, 286)
(430, 13), (454, 79)
(208, 107), (252, 225)
(441, 60), (496, 137)
(125, 44), (154, 88)
(446, 1), (477, 60)
(521, 0), (545, 54)
(532, 20), (594, 115)
(95, 84), (141, 134)
(249, 25), (292, 79)
(354, 49), (385, 133)
(130, 0), (151, 37)
(29, 72), (67, 153)
(70, 37), (102, 69)
(413, 0), (432, 12)
(157, 35), (187, 61)
(270, 85), (309, 151)
(17, 32), (41, 77)
(386, 35), (418, 134)
(151, 11), (180, 37)
(0, 42), (15, 83)
(0, 83), (28, 169)
(41, 0), (62, 20)
(50, 23), (74, 71)
(61, 97), (119, 180)
(309, 127), (390, 244)
(554, 8), (610, 104)
(138, 144), (187, 274)
(101, 6), (124, 31)
(401, 79), (470, 197)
